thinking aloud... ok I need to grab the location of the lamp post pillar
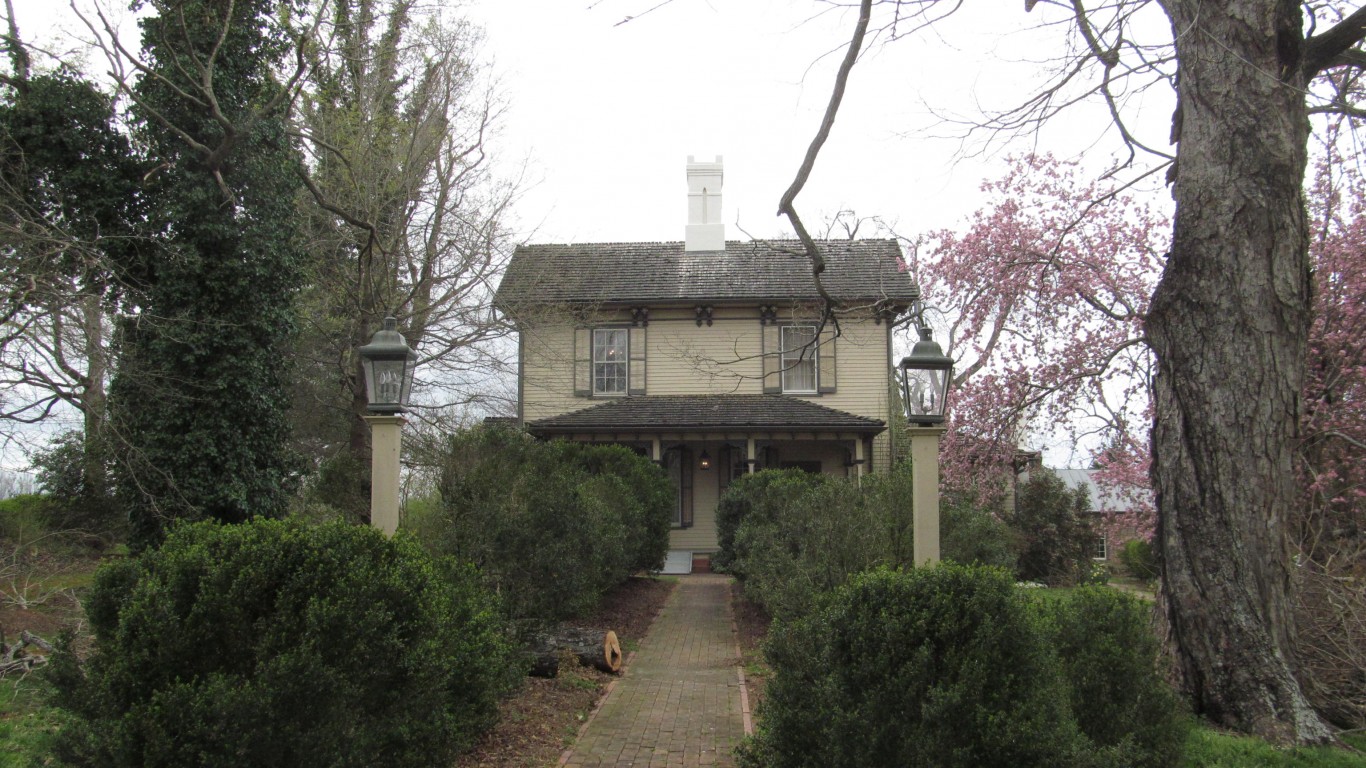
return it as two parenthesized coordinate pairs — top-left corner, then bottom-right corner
(908, 425), (946, 566)
(365, 414), (405, 536)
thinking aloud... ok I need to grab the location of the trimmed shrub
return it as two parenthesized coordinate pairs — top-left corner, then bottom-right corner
(427, 427), (672, 622)
(1119, 538), (1160, 581)
(714, 469), (835, 574)
(732, 477), (875, 620)
(740, 565), (1085, 768)
(46, 519), (515, 768)
(1043, 587), (1188, 767)
(727, 469), (1018, 620)
(576, 443), (673, 573)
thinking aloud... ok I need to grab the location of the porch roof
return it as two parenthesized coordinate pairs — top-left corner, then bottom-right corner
(525, 394), (886, 435)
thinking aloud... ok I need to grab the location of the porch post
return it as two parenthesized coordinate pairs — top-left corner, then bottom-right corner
(854, 438), (866, 482)
(651, 436), (662, 463)
(908, 426), (946, 566)
(746, 437), (756, 474)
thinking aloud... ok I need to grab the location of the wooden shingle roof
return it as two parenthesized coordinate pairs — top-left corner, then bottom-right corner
(495, 239), (917, 310)
(525, 394), (886, 434)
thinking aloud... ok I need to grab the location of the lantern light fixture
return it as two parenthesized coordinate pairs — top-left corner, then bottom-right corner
(899, 326), (954, 426)
(357, 316), (417, 414)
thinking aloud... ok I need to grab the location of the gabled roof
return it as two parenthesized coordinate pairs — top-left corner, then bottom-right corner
(526, 394), (886, 434)
(1053, 468), (1153, 514)
(495, 239), (917, 310)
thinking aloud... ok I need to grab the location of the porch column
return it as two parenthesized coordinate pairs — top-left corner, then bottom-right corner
(908, 426), (946, 566)
(854, 438), (866, 482)
(746, 438), (756, 474)
(651, 437), (662, 463)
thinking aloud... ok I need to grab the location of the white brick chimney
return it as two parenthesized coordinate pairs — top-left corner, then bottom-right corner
(685, 155), (724, 251)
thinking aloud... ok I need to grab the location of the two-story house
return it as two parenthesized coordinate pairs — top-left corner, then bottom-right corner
(494, 157), (919, 566)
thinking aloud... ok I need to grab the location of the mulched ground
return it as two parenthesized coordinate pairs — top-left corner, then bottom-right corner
(454, 575), (677, 768)
(731, 581), (773, 712)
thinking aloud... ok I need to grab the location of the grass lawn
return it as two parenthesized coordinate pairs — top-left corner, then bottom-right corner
(0, 675), (61, 768)
(1186, 728), (1366, 767)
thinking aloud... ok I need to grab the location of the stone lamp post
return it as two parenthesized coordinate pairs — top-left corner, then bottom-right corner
(357, 316), (416, 536)
(899, 325), (954, 565)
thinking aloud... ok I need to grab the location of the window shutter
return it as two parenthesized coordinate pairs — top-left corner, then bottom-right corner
(762, 323), (781, 394)
(818, 324), (837, 393)
(628, 326), (646, 395)
(573, 328), (591, 397)
(680, 447), (694, 528)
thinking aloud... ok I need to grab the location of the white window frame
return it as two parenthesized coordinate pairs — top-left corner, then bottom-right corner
(1091, 532), (1109, 560)
(592, 328), (629, 396)
(780, 324), (818, 394)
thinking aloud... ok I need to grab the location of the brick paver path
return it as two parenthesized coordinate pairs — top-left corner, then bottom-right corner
(560, 574), (750, 768)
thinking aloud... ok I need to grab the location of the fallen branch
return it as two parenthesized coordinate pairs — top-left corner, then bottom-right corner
(0, 629), (53, 676)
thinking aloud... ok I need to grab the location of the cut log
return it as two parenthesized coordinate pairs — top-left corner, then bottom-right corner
(527, 628), (622, 677)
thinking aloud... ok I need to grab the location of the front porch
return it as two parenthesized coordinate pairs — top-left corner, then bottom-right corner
(525, 394), (887, 554)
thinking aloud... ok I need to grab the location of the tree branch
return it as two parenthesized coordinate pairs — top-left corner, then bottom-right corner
(1304, 6), (1366, 78)
(777, 0), (872, 311)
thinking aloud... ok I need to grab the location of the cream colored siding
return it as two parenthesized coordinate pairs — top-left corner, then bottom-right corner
(646, 309), (761, 395)
(520, 305), (894, 428)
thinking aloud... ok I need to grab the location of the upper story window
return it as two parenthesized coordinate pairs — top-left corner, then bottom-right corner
(762, 319), (836, 396)
(781, 325), (818, 394)
(593, 328), (628, 395)
(574, 325), (644, 398)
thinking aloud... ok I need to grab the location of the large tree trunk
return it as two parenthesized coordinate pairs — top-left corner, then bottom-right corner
(1148, 0), (1333, 744)
(80, 289), (108, 503)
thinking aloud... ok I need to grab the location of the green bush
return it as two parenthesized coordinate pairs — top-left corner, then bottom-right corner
(46, 519), (515, 768)
(714, 469), (835, 574)
(726, 469), (1019, 620)
(731, 476), (879, 621)
(29, 430), (119, 537)
(740, 565), (1085, 768)
(1042, 587), (1188, 767)
(0, 494), (53, 547)
(1010, 469), (1097, 586)
(1119, 538), (1160, 581)
(940, 494), (1019, 570)
(426, 426), (672, 622)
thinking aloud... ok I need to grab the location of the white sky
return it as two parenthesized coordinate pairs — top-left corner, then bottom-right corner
(12, 0), (1172, 245)
(6, 0), (1175, 470)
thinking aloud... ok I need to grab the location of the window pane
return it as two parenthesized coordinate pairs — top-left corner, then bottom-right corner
(781, 325), (817, 393)
(593, 329), (628, 394)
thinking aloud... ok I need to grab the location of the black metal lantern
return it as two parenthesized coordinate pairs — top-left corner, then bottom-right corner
(358, 316), (417, 414)
(899, 326), (954, 426)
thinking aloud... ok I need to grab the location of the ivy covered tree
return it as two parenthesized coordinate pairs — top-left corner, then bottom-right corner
(104, 0), (312, 546)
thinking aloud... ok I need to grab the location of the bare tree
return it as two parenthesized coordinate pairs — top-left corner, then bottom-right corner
(289, 0), (518, 511)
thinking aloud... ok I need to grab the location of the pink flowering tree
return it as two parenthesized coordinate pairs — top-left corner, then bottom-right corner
(906, 155), (1163, 532)
(911, 150), (1366, 558)
(1300, 145), (1366, 555)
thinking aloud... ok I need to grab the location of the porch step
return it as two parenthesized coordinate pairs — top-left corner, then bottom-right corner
(659, 550), (693, 575)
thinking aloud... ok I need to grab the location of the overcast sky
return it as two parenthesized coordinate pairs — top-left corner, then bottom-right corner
(5, 0), (1175, 470)
(13, 0), (1173, 246)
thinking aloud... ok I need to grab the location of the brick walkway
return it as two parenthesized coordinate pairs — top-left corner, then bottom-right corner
(560, 574), (751, 768)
